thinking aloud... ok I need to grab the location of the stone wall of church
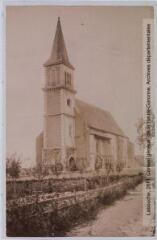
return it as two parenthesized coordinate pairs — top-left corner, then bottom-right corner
(89, 134), (96, 170)
(60, 89), (75, 116)
(123, 138), (128, 167)
(101, 133), (118, 164)
(59, 64), (74, 88)
(75, 114), (89, 170)
(61, 115), (75, 149)
(88, 130), (131, 172)
(116, 136), (129, 168)
(45, 65), (60, 87)
(42, 148), (61, 167)
(44, 89), (61, 115)
(127, 141), (135, 168)
(88, 130), (119, 172)
(44, 115), (62, 149)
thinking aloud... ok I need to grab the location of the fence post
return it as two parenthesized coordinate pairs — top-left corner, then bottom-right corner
(84, 178), (87, 191)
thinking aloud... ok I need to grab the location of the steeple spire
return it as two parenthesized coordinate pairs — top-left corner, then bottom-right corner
(44, 17), (74, 70)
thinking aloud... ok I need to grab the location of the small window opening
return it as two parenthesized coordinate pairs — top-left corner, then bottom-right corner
(67, 98), (71, 106)
(65, 72), (72, 86)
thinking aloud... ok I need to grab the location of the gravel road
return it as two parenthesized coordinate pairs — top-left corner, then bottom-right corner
(67, 184), (154, 237)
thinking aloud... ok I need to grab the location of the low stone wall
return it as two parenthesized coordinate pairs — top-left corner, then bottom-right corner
(7, 175), (140, 209)
(7, 169), (142, 200)
(7, 174), (143, 237)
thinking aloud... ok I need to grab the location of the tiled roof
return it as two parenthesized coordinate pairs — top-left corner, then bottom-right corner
(76, 99), (126, 137)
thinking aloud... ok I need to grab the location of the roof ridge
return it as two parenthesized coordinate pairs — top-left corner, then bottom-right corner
(76, 98), (110, 114)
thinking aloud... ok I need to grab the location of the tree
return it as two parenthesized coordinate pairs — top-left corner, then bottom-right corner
(34, 163), (49, 192)
(6, 153), (21, 197)
(105, 158), (114, 176)
(7, 153), (21, 179)
(104, 157), (114, 184)
(136, 111), (155, 148)
(95, 155), (103, 170)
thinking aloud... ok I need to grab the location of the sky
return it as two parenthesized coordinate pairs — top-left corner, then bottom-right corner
(6, 6), (153, 167)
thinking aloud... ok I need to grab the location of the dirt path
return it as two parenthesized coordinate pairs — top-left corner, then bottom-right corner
(67, 184), (154, 237)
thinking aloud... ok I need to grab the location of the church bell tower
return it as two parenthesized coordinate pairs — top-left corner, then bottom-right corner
(42, 18), (76, 172)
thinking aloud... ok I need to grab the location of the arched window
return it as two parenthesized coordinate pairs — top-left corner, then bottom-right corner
(69, 157), (77, 171)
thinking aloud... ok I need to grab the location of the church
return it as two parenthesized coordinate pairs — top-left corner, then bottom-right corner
(36, 18), (135, 174)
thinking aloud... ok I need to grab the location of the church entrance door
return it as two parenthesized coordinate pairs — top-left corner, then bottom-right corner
(69, 157), (77, 171)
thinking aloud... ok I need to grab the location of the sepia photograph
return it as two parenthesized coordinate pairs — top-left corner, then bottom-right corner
(6, 5), (155, 237)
